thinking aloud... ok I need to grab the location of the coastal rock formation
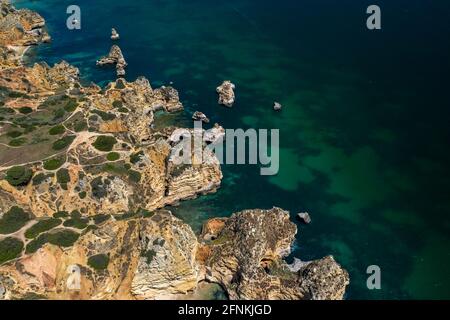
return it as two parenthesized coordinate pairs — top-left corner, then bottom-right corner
(297, 212), (311, 224)
(216, 81), (235, 107)
(200, 208), (349, 300)
(111, 28), (120, 41)
(192, 111), (210, 123)
(0, 2), (350, 301)
(273, 102), (282, 111)
(0, 0), (50, 65)
(0, 208), (349, 300)
(96, 45), (127, 77)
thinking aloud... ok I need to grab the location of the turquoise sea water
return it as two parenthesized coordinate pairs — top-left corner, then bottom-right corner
(14, 0), (450, 299)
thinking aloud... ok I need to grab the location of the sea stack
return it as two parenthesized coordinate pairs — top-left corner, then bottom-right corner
(192, 111), (210, 123)
(111, 28), (120, 40)
(216, 80), (236, 107)
(274, 102), (282, 111)
(96, 45), (127, 77)
(298, 212), (312, 224)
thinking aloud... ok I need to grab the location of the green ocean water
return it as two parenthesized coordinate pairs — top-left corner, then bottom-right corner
(14, 0), (450, 299)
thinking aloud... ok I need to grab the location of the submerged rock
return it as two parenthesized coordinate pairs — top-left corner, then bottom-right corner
(192, 111), (210, 123)
(216, 80), (235, 107)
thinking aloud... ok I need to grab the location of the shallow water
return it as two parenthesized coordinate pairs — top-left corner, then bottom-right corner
(14, 0), (450, 299)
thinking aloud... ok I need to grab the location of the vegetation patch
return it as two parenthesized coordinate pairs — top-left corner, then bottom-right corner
(112, 100), (123, 108)
(87, 254), (110, 271)
(93, 136), (117, 152)
(5, 166), (32, 186)
(0, 237), (24, 265)
(48, 125), (65, 135)
(52, 135), (75, 150)
(93, 214), (110, 225)
(8, 137), (27, 146)
(63, 218), (89, 229)
(53, 211), (69, 219)
(25, 218), (62, 239)
(128, 170), (141, 183)
(18, 107), (33, 114)
(6, 130), (23, 138)
(130, 151), (144, 164)
(78, 191), (87, 199)
(90, 177), (107, 199)
(106, 152), (120, 161)
(141, 249), (157, 265)
(56, 168), (70, 184)
(43, 157), (65, 170)
(73, 120), (87, 132)
(64, 99), (78, 112)
(91, 109), (116, 121)
(0, 207), (31, 234)
(26, 230), (80, 254)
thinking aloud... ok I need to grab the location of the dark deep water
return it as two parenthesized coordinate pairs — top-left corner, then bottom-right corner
(14, 0), (450, 299)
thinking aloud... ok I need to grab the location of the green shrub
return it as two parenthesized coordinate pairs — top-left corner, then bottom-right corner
(25, 218), (62, 239)
(78, 191), (87, 199)
(0, 237), (24, 265)
(43, 157), (65, 170)
(8, 91), (28, 98)
(63, 218), (89, 229)
(128, 170), (141, 183)
(5, 166), (32, 186)
(93, 214), (110, 225)
(18, 107), (33, 114)
(91, 109), (116, 121)
(112, 100), (123, 108)
(141, 249), (156, 264)
(53, 108), (66, 119)
(90, 177), (107, 199)
(53, 211), (69, 219)
(32, 173), (48, 185)
(74, 120), (87, 132)
(115, 79), (126, 89)
(0, 207), (31, 234)
(70, 210), (82, 219)
(8, 137), (27, 146)
(93, 136), (117, 152)
(106, 152), (120, 161)
(56, 168), (70, 184)
(52, 135), (75, 150)
(87, 254), (110, 271)
(26, 230), (80, 254)
(64, 99), (78, 112)
(130, 151), (144, 164)
(6, 131), (22, 138)
(49, 125), (65, 135)
(118, 107), (129, 113)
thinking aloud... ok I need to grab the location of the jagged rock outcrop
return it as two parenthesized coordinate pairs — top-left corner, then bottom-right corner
(111, 28), (119, 41)
(0, 208), (349, 300)
(96, 45), (127, 77)
(200, 208), (350, 300)
(216, 80), (235, 107)
(0, 0), (50, 65)
(192, 111), (210, 123)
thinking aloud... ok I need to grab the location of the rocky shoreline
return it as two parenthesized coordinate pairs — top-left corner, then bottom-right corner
(0, 1), (349, 300)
